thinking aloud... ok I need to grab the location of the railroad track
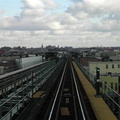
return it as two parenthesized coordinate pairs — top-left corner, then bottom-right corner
(14, 58), (96, 120)
(44, 59), (87, 120)
(40, 59), (96, 120)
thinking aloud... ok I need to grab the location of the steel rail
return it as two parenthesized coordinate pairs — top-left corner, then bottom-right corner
(70, 64), (78, 120)
(48, 60), (87, 120)
(48, 61), (67, 120)
(71, 62), (86, 120)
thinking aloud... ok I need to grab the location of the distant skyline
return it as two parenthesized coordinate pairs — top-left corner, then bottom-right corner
(0, 0), (120, 48)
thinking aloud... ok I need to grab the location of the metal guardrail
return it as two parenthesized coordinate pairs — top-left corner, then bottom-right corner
(0, 59), (63, 120)
(100, 83), (120, 119)
(74, 59), (120, 119)
(0, 61), (51, 96)
(74, 60), (95, 86)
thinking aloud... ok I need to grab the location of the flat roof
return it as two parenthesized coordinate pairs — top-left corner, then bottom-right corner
(89, 61), (120, 64)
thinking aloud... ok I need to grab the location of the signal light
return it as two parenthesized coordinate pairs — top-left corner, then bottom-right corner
(96, 67), (100, 79)
(96, 67), (100, 71)
(95, 67), (101, 97)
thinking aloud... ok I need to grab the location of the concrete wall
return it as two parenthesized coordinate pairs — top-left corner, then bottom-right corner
(16, 56), (42, 68)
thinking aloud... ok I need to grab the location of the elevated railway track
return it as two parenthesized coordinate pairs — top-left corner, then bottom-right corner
(0, 57), (118, 120)
(0, 59), (63, 120)
(45, 59), (96, 120)
(14, 59), (96, 120)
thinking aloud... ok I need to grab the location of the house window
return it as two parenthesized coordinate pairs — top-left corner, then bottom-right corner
(111, 82), (113, 89)
(115, 83), (118, 91)
(106, 65), (108, 69)
(112, 64), (114, 69)
(118, 64), (120, 68)
(104, 82), (107, 90)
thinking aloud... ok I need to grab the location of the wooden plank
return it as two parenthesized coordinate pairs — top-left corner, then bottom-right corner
(33, 91), (45, 98)
(60, 107), (70, 116)
(63, 88), (69, 91)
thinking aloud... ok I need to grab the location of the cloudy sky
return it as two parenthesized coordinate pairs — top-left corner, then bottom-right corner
(0, 0), (120, 48)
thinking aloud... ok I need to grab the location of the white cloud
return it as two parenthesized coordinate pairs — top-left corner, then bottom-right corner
(21, 0), (58, 17)
(22, 0), (58, 9)
(22, 0), (44, 8)
(0, 0), (120, 47)
(83, 0), (120, 14)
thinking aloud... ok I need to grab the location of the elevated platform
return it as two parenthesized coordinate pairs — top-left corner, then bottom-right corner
(73, 62), (118, 120)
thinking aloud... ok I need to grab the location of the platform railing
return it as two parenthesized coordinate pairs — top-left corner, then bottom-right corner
(74, 59), (95, 86)
(0, 60), (54, 96)
(74, 59), (120, 119)
(100, 83), (120, 119)
(0, 59), (63, 120)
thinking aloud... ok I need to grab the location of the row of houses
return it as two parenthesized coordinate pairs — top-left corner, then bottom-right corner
(89, 61), (120, 93)
(79, 57), (120, 93)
